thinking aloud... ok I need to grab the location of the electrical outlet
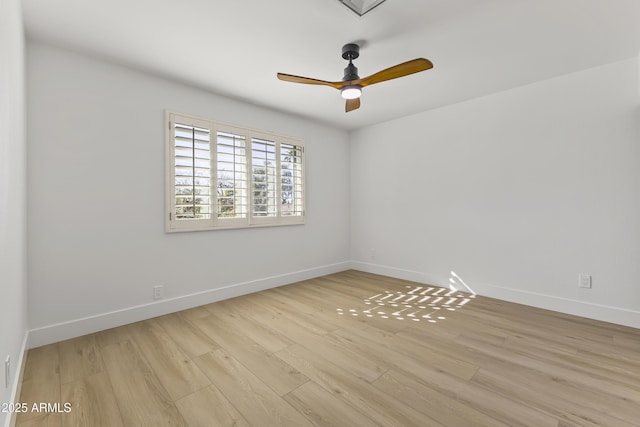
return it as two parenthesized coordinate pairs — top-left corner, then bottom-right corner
(579, 274), (592, 289)
(153, 285), (164, 300)
(5, 355), (10, 389)
(370, 248), (376, 259)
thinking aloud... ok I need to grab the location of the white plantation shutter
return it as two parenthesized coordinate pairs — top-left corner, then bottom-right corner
(166, 111), (305, 231)
(168, 114), (213, 230)
(251, 137), (277, 219)
(280, 142), (304, 217)
(216, 130), (247, 223)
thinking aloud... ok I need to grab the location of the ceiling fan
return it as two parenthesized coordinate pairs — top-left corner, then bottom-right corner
(277, 43), (433, 112)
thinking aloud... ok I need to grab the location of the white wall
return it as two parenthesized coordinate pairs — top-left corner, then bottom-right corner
(0, 0), (28, 424)
(350, 57), (640, 327)
(27, 42), (351, 346)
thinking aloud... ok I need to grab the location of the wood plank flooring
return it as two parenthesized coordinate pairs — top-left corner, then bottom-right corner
(16, 270), (640, 426)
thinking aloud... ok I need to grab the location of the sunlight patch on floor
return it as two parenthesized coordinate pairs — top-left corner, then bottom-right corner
(336, 282), (475, 323)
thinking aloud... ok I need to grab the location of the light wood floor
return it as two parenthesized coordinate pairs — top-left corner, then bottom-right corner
(16, 270), (640, 426)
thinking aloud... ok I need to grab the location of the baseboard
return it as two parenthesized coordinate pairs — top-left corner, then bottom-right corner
(350, 261), (640, 329)
(28, 261), (351, 348)
(350, 261), (442, 287)
(5, 331), (28, 427)
(472, 282), (640, 329)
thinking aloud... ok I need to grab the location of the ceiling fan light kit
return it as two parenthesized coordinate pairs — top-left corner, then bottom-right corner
(341, 85), (362, 99)
(338, 0), (388, 16)
(277, 43), (433, 112)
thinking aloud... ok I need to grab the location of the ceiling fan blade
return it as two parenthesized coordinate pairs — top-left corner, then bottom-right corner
(358, 58), (433, 87)
(277, 73), (343, 89)
(345, 97), (360, 112)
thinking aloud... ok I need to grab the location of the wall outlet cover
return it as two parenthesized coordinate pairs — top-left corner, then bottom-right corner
(579, 274), (592, 289)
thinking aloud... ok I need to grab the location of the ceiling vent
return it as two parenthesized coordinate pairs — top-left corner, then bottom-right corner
(338, 0), (387, 16)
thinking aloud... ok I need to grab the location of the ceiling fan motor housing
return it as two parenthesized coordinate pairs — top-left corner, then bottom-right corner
(343, 63), (359, 81)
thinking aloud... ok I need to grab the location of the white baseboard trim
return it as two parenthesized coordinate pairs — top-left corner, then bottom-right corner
(5, 331), (29, 427)
(350, 261), (640, 329)
(472, 282), (640, 329)
(28, 261), (351, 348)
(350, 261), (441, 286)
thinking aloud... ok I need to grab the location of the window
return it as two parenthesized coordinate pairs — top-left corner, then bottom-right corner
(166, 112), (305, 231)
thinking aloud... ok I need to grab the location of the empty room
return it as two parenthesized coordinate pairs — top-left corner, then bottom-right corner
(2, 0), (640, 426)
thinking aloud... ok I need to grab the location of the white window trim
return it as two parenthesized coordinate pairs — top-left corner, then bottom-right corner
(166, 111), (305, 232)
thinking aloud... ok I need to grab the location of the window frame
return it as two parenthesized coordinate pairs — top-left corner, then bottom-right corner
(166, 111), (305, 232)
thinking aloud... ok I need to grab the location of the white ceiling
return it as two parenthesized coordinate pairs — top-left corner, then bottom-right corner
(21, 0), (640, 130)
